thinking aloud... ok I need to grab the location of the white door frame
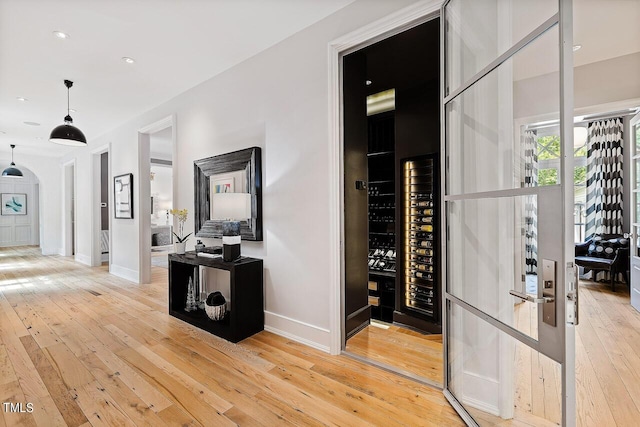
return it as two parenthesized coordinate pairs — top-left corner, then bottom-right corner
(61, 159), (77, 257)
(138, 114), (176, 284)
(90, 144), (111, 267)
(328, 0), (443, 355)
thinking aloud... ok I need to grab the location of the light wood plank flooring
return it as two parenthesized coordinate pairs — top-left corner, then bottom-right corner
(574, 280), (640, 427)
(345, 279), (640, 427)
(0, 246), (462, 427)
(345, 323), (443, 385)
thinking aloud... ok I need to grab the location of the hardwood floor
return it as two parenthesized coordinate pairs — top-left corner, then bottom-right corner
(575, 280), (640, 427)
(344, 279), (640, 427)
(345, 323), (443, 385)
(0, 247), (462, 427)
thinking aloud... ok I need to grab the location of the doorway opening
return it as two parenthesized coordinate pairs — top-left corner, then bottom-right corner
(341, 16), (443, 386)
(138, 115), (175, 283)
(150, 127), (174, 269)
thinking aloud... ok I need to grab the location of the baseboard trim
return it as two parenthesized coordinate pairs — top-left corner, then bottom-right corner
(74, 253), (91, 266)
(110, 264), (138, 283)
(264, 311), (331, 353)
(42, 247), (62, 256)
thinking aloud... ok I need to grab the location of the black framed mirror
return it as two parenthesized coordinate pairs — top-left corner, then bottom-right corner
(194, 147), (262, 240)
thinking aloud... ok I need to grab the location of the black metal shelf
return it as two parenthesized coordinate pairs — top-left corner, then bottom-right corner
(367, 150), (394, 157)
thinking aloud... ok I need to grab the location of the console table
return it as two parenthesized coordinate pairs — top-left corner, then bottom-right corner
(168, 252), (264, 343)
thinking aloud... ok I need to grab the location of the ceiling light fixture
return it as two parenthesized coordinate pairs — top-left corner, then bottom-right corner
(2, 145), (23, 178)
(16, 97), (28, 102)
(49, 79), (86, 146)
(23, 121), (40, 126)
(122, 57), (135, 64)
(53, 31), (70, 39)
(573, 44), (582, 52)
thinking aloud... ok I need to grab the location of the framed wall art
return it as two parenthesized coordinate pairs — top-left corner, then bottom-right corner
(114, 173), (134, 219)
(1, 193), (27, 215)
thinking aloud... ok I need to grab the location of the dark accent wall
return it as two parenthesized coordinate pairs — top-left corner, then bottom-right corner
(343, 51), (371, 337)
(343, 18), (441, 333)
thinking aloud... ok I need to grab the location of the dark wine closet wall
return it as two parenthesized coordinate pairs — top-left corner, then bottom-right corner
(343, 18), (441, 337)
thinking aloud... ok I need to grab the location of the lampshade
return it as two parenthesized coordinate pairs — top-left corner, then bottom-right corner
(573, 126), (588, 148)
(2, 165), (23, 178)
(2, 145), (23, 178)
(158, 199), (172, 211)
(50, 80), (87, 146)
(211, 193), (251, 220)
(49, 122), (87, 146)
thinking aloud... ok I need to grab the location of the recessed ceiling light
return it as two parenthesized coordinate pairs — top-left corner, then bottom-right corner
(23, 121), (41, 126)
(69, 108), (76, 113)
(365, 80), (372, 86)
(53, 31), (70, 39)
(122, 57), (135, 64)
(573, 44), (582, 52)
(16, 97), (28, 102)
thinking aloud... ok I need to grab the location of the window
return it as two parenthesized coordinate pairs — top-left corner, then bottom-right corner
(535, 124), (587, 242)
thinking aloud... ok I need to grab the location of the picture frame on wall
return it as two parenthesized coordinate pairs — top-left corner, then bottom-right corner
(1, 193), (27, 215)
(114, 173), (134, 219)
(211, 177), (234, 194)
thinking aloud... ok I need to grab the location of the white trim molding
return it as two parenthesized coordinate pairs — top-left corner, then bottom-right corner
(327, 0), (442, 355)
(110, 263), (139, 283)
(264, 311), (331, 353)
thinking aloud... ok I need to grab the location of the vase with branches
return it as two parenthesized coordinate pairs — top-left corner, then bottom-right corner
(170, 208), (191, 254)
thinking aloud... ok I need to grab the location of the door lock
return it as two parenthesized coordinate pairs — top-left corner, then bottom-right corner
(509, 259), (556, 327)
(509, 290), (554, 304)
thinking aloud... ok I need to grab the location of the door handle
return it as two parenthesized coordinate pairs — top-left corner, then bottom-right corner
(510, 290), (554, 304)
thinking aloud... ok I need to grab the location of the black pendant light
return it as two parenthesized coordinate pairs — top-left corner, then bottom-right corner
(49, 79), (86, 146)
(2, 145), (23, 178)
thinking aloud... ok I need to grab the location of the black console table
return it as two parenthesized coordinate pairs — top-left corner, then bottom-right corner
(168, 252), (264, 343)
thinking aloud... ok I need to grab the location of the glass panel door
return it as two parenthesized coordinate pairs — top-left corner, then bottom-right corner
(441, 0), (575, 425)
(629, 113), (640, 313)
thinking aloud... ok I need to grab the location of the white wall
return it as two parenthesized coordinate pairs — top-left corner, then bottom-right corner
(58, 0), (420, 350)
(151, 165), (172, 225)
(515, 51), (640, 119)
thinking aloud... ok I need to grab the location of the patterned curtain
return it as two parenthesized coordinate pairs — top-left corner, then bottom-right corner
(523, 129), (538, 274)
(585, 118), (624, 238)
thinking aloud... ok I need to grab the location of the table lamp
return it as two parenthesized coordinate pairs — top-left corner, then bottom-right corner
(211, 193), (251, 261)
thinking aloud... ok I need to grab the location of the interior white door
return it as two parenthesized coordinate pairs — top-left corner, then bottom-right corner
(441, 0), (576, 425)
(629, 112), (640, 312)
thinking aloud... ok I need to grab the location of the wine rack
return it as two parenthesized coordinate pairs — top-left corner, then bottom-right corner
(404, 155), (438, 319)
(367, 111), (395, 322)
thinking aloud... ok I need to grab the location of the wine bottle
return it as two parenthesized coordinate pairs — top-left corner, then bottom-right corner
(415, 248), (433, 256)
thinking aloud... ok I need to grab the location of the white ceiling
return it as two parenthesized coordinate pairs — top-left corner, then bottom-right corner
(0, 0), (356, 157)
(514, 0), (640, 81)
(1, 0), (638, 159)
